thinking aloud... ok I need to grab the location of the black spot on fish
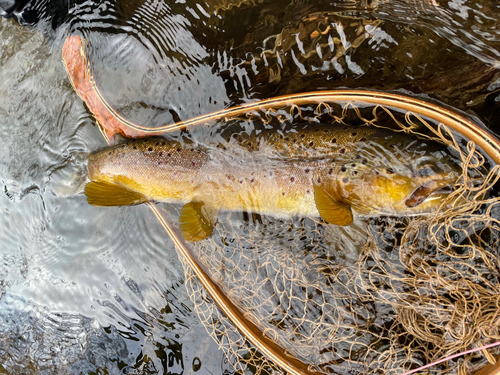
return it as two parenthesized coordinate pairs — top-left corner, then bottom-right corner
(317, 177), (321, 183)
(284, 137), (290, 142)
(351, 164), (356, 167)
(362, 159), (368, 165)
(282, 192), (286, 196)
(315, 128), (320, 132)
(167, 153), (171, 157)
(148, 147), (153, 152)
(352, 132), (357, 136)
(305, 169), (310, 174)
(192, 162), (196, 167)
(356, 155), (361, 159)
(341, 166), (347, 172)
(352, 171), (358, 176)
(293, 139), (297, 143)
(301, 134), (305, 138)
(342, 177), (348, 183)
(340, 148), (346, 154)
(250, 178), (255, 183)
(331, 138), (337, 143)
(162, 141), (166, 146)
(323, 129), (329, 133)
(290, 177), (295, 182)
(177, 147), (181, 152)
(360, 138), (367, 142)
(240, 179), (244, 184)
(159, 152), (163, 157)
(108, 152), (112, 155)
(328, 168), (333, 175)
(309, 142), (314, 147)
(133, 146), (137, 150)
(306, 190), (311, 194)
(233, 134), (238, 138)
(158, 161), (163, 165)
(386, 168), (395, 174)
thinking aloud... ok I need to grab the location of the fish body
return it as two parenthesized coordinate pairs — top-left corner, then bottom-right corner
(86, 124), (462, 241)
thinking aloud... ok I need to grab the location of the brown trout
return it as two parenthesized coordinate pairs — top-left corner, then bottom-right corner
(85, 124), (462, 241)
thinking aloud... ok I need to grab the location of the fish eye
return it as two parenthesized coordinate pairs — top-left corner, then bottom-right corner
(417, 165), (436, 177)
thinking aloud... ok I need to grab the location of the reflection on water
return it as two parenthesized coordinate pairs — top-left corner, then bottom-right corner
(75, 0), (500, 128)
(0, 18), (227, 374)
(1, 0), (500, 372)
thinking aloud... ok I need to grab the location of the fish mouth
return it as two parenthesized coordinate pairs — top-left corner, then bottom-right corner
(405, 180), (453, 208)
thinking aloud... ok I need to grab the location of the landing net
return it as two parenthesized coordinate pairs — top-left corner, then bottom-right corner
(155, 100), (500, 375)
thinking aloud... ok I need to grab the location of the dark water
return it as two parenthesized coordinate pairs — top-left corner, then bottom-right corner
(1, 0), (500, 373)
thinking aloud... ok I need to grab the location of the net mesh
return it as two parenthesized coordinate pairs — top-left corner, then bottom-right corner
(160, 100), (500, 375)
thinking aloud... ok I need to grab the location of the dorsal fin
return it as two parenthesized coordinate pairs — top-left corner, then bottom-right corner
(313, 183), (353, 226)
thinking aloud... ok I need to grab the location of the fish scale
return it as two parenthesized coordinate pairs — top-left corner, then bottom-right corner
(86, 124), (462, 241)
(229, 124), (379, 158)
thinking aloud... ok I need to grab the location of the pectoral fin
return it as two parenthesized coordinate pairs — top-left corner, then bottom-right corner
(85, 181), (149, 206)
(179, 201), (218, 242)
(313, 183), (353, 226)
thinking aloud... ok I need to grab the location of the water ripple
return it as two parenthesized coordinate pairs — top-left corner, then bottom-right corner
(0, 18), (226, 374)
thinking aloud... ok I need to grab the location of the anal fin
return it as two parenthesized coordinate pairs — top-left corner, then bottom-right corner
(179, 201), (218, 242)
(85, 181), (149, 206)
(313, 183), (353, 226)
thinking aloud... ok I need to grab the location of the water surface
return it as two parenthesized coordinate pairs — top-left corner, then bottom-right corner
(1, 0), (500, 373)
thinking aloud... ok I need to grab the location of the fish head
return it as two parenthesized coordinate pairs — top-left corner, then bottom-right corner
(335, 136), (463, 216)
